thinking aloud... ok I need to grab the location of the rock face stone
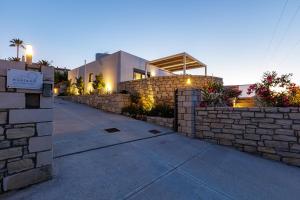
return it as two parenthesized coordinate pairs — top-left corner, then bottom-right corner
(0, 76), (6, 92)
(36, 122), (53, 136)
(0, 93), (25, 109)
(118, 75), (222, 106)
(62, 93), (131, 114)
(9, 109), (53, 124)
(0, 147), (22, 161)
(29, 136), (52, 153)
(36, 150), (52, 167)
(0, 112), (7, 124)
(3, 165), (52, 191)
(6, 127), (35, 139)
(7, 159), (34, 174)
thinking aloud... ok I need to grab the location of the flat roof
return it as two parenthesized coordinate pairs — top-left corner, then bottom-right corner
(149, 52), (206, 72)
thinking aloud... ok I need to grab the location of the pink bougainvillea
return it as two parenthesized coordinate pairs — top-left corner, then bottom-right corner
(247, 71), (300, 107)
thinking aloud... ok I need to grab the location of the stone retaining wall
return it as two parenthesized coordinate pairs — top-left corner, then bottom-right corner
(177, 88), (300, 167)
(195, 107), (300, 166)
(146, 116), (174, 129)
(118, 75), (222, 106)
(0, 60), (54, 193)
(61, 94), (131, 114)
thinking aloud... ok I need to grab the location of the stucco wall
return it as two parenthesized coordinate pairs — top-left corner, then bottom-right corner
(119, 51), (173, 82)
(0, 60), (53, 193)
(68, 53), (120, 93)
(68, 51), (174, 93)
(118, 75), (222, 106)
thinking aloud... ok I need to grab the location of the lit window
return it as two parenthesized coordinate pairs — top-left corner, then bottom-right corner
(133, 68), (150, 80)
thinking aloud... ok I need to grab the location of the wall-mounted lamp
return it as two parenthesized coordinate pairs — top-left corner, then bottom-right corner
(106, 83), (112, 94)
(186, 78), (191, 85)
(25, 45), (33, 65)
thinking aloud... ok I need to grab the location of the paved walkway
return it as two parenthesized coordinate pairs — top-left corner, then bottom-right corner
(2, 99), (300, 200)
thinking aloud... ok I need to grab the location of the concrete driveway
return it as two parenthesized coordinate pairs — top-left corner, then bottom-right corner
(1, 98), (300, 200)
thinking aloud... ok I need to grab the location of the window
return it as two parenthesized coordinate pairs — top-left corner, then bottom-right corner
(133, 68), (150, 80)
(88, 73), (93, 82)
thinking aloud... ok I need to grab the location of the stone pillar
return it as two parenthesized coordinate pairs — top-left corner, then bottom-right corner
(0, 60), (54, 193)
(177, 88), (202, 137)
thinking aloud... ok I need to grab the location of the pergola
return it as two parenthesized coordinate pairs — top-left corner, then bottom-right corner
(148, 52), (207, 76)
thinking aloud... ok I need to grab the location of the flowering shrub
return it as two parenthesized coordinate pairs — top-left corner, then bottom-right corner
(247, 71), (300, 107)
(200, 81), (241, 107)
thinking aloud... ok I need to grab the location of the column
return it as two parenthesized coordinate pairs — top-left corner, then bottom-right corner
(183, 54), (186, 75)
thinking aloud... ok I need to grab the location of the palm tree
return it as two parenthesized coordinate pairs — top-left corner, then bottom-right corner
(8, 57), (20, 62)
(9, 38), (25, 59)
(37, 60), (51, 66)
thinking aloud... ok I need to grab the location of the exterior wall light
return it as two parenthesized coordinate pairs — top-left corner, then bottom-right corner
(106, 83), (112, 94)
(150, 70), (156, 77)
(186, 78), (191, 85)
(53, 88), (58, 94)
(87, 83), (94, 94)
(25, 44), (33, 65)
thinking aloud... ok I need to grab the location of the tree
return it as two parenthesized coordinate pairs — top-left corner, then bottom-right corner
(75, 76), (84, 95)
(65, 79), (73, 95)
(37, 60), (51, 66)
(9, 38), (25, 59)
(8, 57), (20, 62)
(92, 73), (105, 94)
(54, 71), (68, 84)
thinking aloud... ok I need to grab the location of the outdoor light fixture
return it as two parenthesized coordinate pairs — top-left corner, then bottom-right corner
(106, 83), (112, 93)
(186, 78), (191, 85)
(53, 88), (59, 95)
(25, 44), (33, 65)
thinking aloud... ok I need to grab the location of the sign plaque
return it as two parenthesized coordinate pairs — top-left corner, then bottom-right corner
(7, 69), (43, 90)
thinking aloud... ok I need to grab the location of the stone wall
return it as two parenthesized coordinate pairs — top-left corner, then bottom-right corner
(146, 116), (174, 129)
(61, 93), (131, 114)
(195, 107), (300, 166)
(177, 89), (202, 137)
(118, 75), (222, 106)
(0, 60), (53, 193)
(177, 88), (300, 167)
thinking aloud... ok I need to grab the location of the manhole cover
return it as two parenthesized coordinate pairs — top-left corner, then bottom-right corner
(105, 128), (120, 133)
(149, 129), (161, 134)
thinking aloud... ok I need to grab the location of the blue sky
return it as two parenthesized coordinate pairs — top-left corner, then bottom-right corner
(0, 0), (300, 85)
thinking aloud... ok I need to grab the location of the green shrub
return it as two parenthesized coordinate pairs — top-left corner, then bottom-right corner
(148, 104), (174, 118)
(130, 92), (141, 104)
(121, 104), (145, 118)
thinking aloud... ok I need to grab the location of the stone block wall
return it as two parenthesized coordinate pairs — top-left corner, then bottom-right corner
(195, 107), (300, 166)
(0, 60), (53, 193)
(61, 93), (131, 114)
(177, 89), (202, 137)
(177, 88), (300, 167)
(146, 116), (174, 129)
(118, 75), (222, 107)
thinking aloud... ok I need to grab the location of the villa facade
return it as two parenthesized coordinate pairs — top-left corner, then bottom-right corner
(68, 50), (207, 93)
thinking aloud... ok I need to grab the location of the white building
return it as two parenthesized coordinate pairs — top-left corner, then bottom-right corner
(68, 50), (207, 93)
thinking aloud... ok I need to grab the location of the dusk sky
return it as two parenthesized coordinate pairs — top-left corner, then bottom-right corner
(1, 0), (300, 85)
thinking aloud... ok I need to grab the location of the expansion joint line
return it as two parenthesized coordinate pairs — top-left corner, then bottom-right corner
(53, 131), (175, 159)
(122, 147), (212, 200)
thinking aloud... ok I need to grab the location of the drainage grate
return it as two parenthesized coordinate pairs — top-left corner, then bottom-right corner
(105, 128), (120, 133)
(149, 129), (161, 134)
